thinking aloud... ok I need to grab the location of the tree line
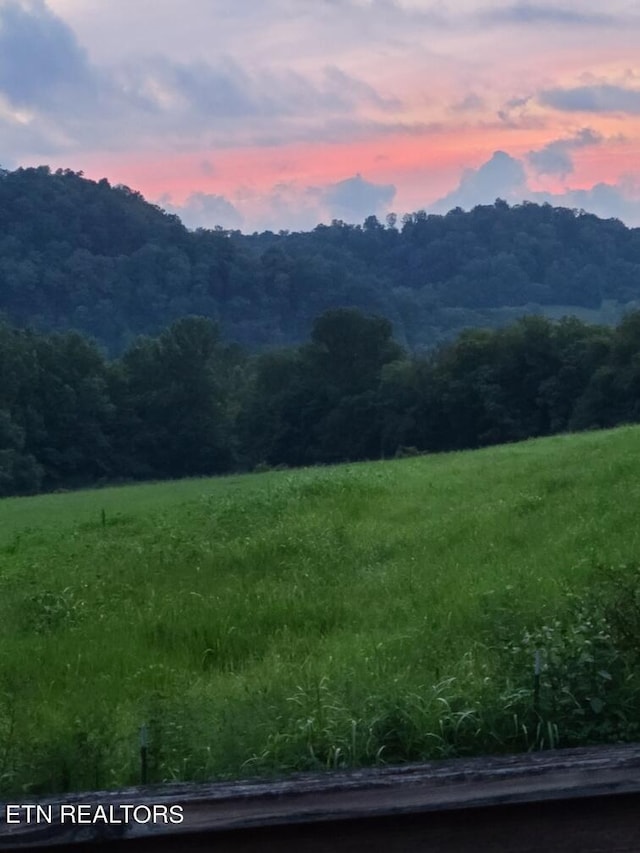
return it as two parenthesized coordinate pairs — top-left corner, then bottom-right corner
(2, 307), (640, 497)
(2, 166), (640, 356)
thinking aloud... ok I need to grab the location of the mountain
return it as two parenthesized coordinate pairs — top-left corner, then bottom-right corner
(2, 165), (640, 353)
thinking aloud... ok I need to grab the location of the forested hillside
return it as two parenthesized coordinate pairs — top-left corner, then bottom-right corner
(2, 165), (640, 353)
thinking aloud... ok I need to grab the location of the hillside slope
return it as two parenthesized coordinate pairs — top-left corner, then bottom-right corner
(2, 426), (640, 795)
(2, 166), (640, 352)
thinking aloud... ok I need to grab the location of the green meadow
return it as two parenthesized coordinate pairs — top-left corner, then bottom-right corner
(2, 427), (640, 796)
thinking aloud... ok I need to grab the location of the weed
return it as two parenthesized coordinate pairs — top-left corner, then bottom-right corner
(1, 425), (640, 795)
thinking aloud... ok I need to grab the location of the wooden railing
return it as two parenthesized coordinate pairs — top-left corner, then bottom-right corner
(2, 744), (640, 851)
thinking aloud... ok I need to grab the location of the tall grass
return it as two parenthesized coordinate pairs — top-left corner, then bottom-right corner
(2, 427), (640, 795)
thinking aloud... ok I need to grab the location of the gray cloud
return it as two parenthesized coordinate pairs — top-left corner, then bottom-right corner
(0, 0), (97, 109)
(162, 154), (640, 235)
(0, 112), (62, 160)
(246, 182), (327, 233)
(322, 173), (396, 223)
(316, 0), (622, 34)
(547, 182), (640, 225)
(529, 144), (572, 178)
(247, 116), (441, 147)
(0, 0), (408, 158)
(428, 150), (640, 227)
(527, 127), (603, 177)
(479, 3), (618, 27)
(496, 95), (544, 130)
(161, 192), (243, 231)
(54, 0), (449, 69)
(321, 66), (402, 112)
(540, 84), (640, 114)
(451, 93), (485, 113)
(161, 173), (398, 233)
(5, 1), (639, 234)
(118, 57), (279, 121)
(504, 95), (532, 110)
(431, 151), (527, 212)
(128, 58), (401, 121)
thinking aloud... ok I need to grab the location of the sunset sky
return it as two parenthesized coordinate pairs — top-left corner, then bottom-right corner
(1, 0), (640, 231)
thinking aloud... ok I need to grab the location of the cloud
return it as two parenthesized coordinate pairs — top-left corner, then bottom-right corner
(124, 58), (400, 123)
(48, 0), (449, 69)
(428, 149), (640, 228)
(0, 0), (96, 109)
(479, 3), (618, 27)
(540, 181), (640, 226)
(0, 0), (128, 153)
(495, 94), (546, 130)
(451, 93), (485, 113)
(158, 169), (640, 234)
(431, 151), (527, 212)
(0, 0), (409, 159)
(0, 113), (58, 159)
(245, 181), (327, 233)
(539, 84), (640, 114)
(321, 173), (396, 222)
(4, 0), (639, 236)
(244, 115), (439, 148)
(162, 192), (243, 231)
(160, 173), (398, 233)
(527, 127), (603, 177)
(321, 66), (402, 112)
(245, 173), (398, 232)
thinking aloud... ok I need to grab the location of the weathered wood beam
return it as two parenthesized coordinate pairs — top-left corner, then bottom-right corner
(2, 744), (640, 851)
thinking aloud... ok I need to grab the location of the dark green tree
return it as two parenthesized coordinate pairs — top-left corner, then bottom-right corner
(119, 317), (235, 477)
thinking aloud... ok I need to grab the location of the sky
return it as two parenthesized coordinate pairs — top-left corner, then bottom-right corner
(1, 0), (640, 232)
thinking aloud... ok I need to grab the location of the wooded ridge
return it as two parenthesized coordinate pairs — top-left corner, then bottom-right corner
(1, 165), (640, 354)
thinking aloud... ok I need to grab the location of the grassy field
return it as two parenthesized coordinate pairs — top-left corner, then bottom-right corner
(2, 427), (640, 796)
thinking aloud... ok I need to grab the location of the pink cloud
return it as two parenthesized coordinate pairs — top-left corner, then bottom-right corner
(9, 0), (633, 230)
